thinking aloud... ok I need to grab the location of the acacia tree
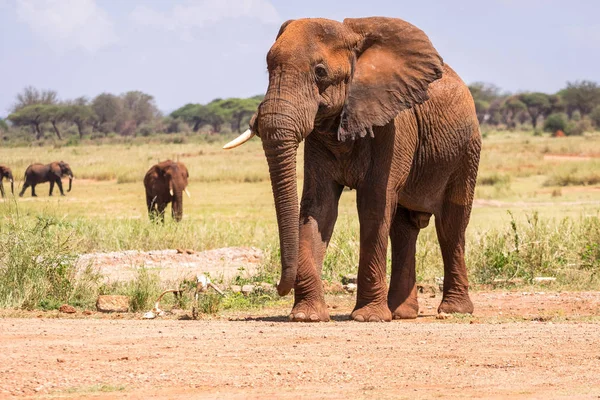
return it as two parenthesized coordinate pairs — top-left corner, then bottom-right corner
(7, 104), (48, 139)
(63, 105), (96, 138)
(0, 118), (8, 133)
(519, 92), (551, 129)
(501, 97), (526, 129)
(41, 105), (68, 139)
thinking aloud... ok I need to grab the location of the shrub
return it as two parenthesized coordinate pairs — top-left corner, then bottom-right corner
(543, 113), (568, 133)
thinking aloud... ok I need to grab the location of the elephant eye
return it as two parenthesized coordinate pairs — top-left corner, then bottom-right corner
(314, 64), (328, 80)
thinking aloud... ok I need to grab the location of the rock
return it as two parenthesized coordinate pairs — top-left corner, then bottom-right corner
(230, 285), (242, 293)
(82, 310), (93, 316)
(436, 312), (453, 320)
(341, 274), (357, 285)
(322, 280), (344, 294)
(344, 283), (357, 293)
(533, 277), (556, 284)
(417, 284), (437, 298)
(176, 248), (185, 254)
(96, 295), (130, 313)
(241, 285), (255, 295)
(58, 304), (76, 314)
(258, 282), (274, 291)
(185, 249), (196, 255)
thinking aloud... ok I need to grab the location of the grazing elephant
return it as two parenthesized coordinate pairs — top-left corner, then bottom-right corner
(144, 160), (190, 222)
(224, 17), (481, 322)
(0, 165), (14, 197)
(19, 161), (73, 197)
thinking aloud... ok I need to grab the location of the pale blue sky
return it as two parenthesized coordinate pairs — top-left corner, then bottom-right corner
(0, 0), (598, 116)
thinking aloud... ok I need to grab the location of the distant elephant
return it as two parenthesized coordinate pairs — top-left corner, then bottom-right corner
(19, 161), (73, 197)
(0, 165), (14, 197)
(224, 17), (481, 322)
(144, 160), (190, 222)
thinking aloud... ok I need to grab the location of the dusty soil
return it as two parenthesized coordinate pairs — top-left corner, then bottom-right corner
(1, 291), (600, 399)
(77, 247), (263, 283)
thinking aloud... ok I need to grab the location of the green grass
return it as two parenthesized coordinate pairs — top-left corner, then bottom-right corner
(0, 131), (600, 311)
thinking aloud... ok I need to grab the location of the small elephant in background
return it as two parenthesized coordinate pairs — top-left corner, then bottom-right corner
(19, 161), (73, 197)
(144, 160), (190, 222)
(0, 165), (14, 197)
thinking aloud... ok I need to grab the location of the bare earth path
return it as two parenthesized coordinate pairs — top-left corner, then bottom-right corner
(1, 292), (600, 399)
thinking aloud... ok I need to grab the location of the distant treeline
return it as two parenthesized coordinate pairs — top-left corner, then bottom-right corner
(1, 80), (600, 141)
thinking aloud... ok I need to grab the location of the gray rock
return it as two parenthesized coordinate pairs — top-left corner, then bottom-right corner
(241, 284), (255, 295)
(230, 285), (242, 293)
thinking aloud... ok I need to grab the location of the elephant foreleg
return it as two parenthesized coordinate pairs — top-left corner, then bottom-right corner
(387, 207), (421, 319)
(55, 179), (65, 196)
(49, 181), (55, 196)
(0, 182), (4, 198)
(289, 178), (343, 322)
(352, 187), (394, 322)
(31, 184), (37, 197)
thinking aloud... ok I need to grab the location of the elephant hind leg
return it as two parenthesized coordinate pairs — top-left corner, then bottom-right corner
(0, 182), (4, 198)
(435, 134), (479, 315)
(19, 182), (29, 197)
(49, 181), (55, 196)
(387, 207), (421, 319)
(31, 184), (37, 197)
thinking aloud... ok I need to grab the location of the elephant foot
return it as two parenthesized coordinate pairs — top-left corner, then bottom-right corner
(289, 298), (329, 322)
(438, 292), (474, 315)
(351, 301), (392, 322)
(390, 301), (419, 320)
(32, 194), (37, 197)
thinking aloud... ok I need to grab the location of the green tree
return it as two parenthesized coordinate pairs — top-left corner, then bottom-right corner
(501, 97), (526, 129)
(41, 104), (68, 139)
(7, 104), (48, 139)
(91, 93), (123, 134)
(216, 97), (262, 132)
(559, 80), (600, 117)
(120, 91), (160, 134)
(590, 105), (600, 128)
(63, 105), (96, 138)
(0, 118), (8, 133)
(519, 92), (551, 129)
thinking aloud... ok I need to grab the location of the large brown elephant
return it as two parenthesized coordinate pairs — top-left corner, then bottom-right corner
(19, 161), (73, 197)
(0, 165), (14, 197)
(225, 17), (481, 322)
(144, 160), (190, 222)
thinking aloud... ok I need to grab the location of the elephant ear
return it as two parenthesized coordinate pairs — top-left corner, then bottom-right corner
(338, 17), (444, 141)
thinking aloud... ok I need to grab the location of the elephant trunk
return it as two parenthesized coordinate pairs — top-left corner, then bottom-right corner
(263, 139), (299, 296)
(68, 175), (72, 192)
(8, 173), (13, 195)
(172, 189), (183, 222)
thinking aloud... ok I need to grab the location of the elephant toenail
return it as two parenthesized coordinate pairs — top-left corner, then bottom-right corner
(354, 315), (365, 322)
(294, 312), (306, 321)
(368, 315), (380, 322)
(309, 314), (319, 321)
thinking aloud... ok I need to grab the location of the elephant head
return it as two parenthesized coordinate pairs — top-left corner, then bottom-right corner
(57, 161), (73, 192)
(158, 161), (190, 222)
(0, 165), (14, 195)
(224, 17), (443, 296)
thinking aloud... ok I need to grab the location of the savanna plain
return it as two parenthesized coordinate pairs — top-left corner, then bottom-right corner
(1, 131), (600, 399)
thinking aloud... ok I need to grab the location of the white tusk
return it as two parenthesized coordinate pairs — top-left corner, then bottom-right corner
(184, 188), (191, 198)
(9, 179), (13, 183)
(169, 189), (174, 196)
(222, 129), (255, 150)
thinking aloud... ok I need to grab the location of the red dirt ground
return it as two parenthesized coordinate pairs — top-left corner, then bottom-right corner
(1, 291), (600, 399)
